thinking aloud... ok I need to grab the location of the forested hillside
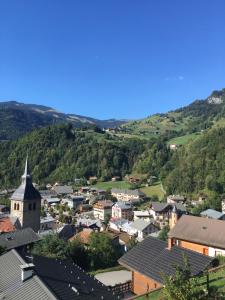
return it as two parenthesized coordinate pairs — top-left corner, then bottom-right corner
(162, 126), (225, 199)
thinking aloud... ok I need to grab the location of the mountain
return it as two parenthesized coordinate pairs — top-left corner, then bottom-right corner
(0, 101), (127, 140)
(122, 89), (225, 140)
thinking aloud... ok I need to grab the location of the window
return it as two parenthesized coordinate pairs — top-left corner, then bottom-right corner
(33, 203), (36, 210)
(14, 203), (16, 210)
(29, 203), (32, 210)
(16, 203), (20, 210)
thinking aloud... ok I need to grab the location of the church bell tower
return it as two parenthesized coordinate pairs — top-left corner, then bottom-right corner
(10, 157), (41, 232)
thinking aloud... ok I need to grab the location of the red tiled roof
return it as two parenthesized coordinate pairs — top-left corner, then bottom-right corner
(0, 217), (16, 233)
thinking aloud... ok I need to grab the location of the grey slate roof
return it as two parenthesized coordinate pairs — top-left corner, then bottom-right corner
(0, 227), (40, 250)
(151, 202), (186, 213)
(119, 236), (213, 284)
(200, 209), (224, 220)
(0, 249), (118, 300)
(31, 255), (118, 300)
(168, 215), (225, 249)
(52, 186), (73, 195)
(0, 250), (56, 299)
(11, 158), (41, 202)
(113, 201), (132, 210)
(130, 219), (153, 231)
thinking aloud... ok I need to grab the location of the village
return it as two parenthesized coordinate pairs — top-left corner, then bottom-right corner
(0, 158), (225, 299)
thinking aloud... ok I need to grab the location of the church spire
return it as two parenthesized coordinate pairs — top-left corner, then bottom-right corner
(21, 155), (31, 184)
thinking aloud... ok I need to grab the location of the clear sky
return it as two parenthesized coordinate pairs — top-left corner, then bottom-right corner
(0, 0), (225, 119)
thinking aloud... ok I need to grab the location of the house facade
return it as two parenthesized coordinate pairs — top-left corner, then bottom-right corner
(93, 200), (113, 221)
(112, 202), (133, 220)
(111, 188), (145, 203)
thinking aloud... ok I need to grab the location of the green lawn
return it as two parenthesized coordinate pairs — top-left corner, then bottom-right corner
(167, 133), (200, 146)
(93, 180), (132, 190)
(140, 182), (165, 200)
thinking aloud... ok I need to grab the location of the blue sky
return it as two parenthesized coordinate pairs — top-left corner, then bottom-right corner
(0, 0), (225, 119)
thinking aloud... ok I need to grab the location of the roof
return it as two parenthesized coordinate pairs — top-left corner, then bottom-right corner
(151, 202), (186, 213)
(0, 250), (56, 299)
(94, 200), (113, 208)
(0, 249), (118, 300)
(169, 215), (225, 249)
(0, 217), (17, 233)
(113, 201), (132, 210)
(40, 216), (56, 224)
(200, 209), (224, 220)
(52, 185), (73, 195)
(11, 158), (41, 202)
(130, 219), (153, 231)
(133, 210), (151, 217)
(111, 188), (145, 197)
(58, 225), (77, 241)
(95, 270), (132, 287)
(71, 229), (93, 244)
(0, 227), (40, 250)
(119, 236), (213, 284)
(45, 198), (61, 204)
(32, 255), (117, 300)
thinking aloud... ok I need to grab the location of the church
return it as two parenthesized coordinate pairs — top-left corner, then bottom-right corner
(0, 158), (41, 233)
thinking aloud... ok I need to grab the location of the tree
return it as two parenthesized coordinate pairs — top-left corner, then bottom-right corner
(162, 256), (201, 300)
(32, 234), (69, 259)
(89, 232), (122, 270)
(158, 225), (169, 241)
(68, 238), (89, 269)
(127, 236), (137, 251)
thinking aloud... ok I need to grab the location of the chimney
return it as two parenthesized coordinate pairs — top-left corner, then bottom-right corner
(20, 263), (35, 282)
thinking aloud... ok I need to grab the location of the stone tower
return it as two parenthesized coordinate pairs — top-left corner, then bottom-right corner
(169, 205), (178, 230)
(10, 157), (41, 232)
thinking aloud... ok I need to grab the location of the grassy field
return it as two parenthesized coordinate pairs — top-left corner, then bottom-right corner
(93, 180), (132, 190)
(167, 132), (200, 146)
(140, 182), (165, 200)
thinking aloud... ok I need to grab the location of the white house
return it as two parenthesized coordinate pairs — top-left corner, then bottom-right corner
(126, 219), (158, 241)
(112, 202), (133, 220)
(133, 210), (152, 222)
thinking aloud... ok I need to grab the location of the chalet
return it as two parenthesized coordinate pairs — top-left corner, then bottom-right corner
(112, 202), (133, 221)
(167, 194), (185, 204)
(149, 202), (186, 223)
(168, 215), (225, 257)
(62, 196), (84, 209)
(93, 200), (113, 221)
(109, 218), (129, 232)
(40, 215), (56, 230)
(44, 197), (61, 207)
(111, 176), (121, 182)
(0, 249), (118, 300)
(200, 209), (225, 220)
(111, 188), (145, 203)
(119, 236), (214, 295)
(133, 210), (152, 222)
(80, 186), (90, 194)
(52, 185), (73, 196)
(127, 219), (158, 241)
